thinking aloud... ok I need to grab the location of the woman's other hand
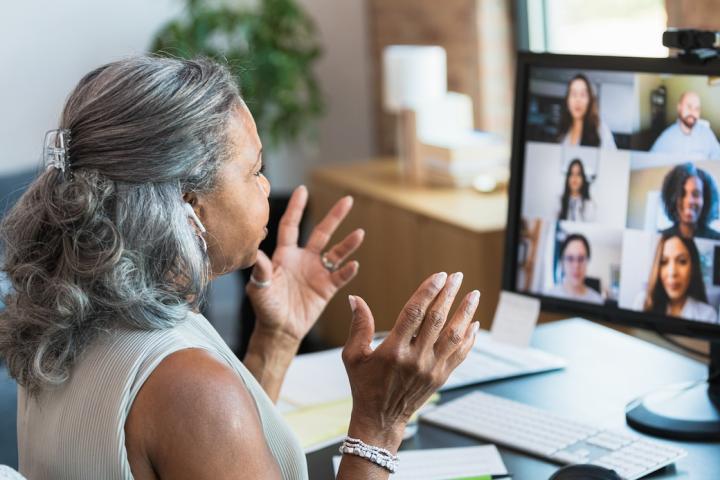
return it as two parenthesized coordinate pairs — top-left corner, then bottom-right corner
(340, 272), (480, 453)
(246, 185), (364, 346)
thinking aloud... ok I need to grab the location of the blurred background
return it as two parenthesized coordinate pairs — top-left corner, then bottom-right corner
(1, 0), (719, 468)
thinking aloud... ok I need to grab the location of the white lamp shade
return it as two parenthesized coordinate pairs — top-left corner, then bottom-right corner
(382, 45), (447, 112)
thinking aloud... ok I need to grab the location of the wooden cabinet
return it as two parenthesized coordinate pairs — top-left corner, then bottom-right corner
(309, 159), (507, 346)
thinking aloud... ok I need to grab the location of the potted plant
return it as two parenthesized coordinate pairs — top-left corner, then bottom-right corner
(151, 0), (324, 146)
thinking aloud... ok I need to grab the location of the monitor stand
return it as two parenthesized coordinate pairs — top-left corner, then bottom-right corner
(625, 341), (719, 441)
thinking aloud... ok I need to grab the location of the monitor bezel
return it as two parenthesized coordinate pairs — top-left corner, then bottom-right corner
(503, 51), (720, 340)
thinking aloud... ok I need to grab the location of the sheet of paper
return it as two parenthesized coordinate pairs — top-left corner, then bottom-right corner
(279, 348), (349, 408)
(490, 290), (540, 347)
(332, 445), (507, 479)
(279, 336), (386, 408)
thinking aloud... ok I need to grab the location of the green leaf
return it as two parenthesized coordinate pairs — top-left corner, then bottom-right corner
(150, 0), (324, 146)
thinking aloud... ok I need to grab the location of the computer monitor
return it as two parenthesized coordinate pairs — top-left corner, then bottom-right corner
(503, 52), (720, 440)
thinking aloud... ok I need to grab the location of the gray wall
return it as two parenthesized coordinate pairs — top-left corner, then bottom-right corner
(0, 0), (374, 193)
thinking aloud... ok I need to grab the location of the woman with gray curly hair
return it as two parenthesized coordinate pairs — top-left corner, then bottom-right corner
(0, 56), (480, 480)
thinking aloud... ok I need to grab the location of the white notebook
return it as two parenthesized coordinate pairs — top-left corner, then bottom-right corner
(332, 445), (508, 479)
(279, 330), (565, 409)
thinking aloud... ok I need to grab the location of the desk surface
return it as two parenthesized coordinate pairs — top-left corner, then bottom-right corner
(311, 159), (507, 233)
(306, 319), (718, 479)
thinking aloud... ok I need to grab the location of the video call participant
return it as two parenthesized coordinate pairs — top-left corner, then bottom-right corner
(558, 74), (617, 149)
(650, 91), (720, 160)
(660, 162), (720, 240)
(558, 158), (596, 222)
(546, 233), (604, 304)
(634, 234), (718, 323)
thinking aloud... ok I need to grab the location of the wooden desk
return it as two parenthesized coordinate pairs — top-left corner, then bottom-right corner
(307, 319), (718, 478)
(309, 159), (507, 346)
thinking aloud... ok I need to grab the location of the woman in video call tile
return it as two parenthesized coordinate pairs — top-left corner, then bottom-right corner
(558, 74), (617, 149)
(547, 233), (604, 304)
(558, 158), (596, 222)
(660, 162), (720, 240)
(634, 234), (718, 323)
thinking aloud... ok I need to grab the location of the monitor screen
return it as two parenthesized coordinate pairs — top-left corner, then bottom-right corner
(505, 53), (720, 338)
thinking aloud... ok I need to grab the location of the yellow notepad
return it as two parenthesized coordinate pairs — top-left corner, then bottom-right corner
(283, 394), (439, 453)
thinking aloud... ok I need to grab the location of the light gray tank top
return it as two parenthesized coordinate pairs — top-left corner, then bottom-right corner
(17, 311), (308, 480)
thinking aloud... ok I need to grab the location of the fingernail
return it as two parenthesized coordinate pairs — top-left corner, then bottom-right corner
(470, 290), (481, 304)
(432, 272), (448, 288)
(472, 322), (480, 335)
(450, 272), (463, 287)
(348, 295), (357, 312)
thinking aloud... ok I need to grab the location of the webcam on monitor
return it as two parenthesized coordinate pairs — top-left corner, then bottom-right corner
(663, 28), (720, 63)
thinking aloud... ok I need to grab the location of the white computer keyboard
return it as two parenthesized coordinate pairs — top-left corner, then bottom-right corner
(420, 391), (687, 480)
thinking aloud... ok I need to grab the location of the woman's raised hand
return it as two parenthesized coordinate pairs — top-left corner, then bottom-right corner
(340, 272), (480, 451)
(246, 185), (364, 345)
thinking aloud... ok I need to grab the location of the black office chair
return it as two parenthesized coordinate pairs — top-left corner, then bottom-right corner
(234, 194), (326, 359)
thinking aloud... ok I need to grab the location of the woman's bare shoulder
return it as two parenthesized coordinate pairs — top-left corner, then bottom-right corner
(125, 348), (281, 480)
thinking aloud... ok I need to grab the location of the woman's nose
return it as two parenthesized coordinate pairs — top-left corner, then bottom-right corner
(261, 175), (271, 197)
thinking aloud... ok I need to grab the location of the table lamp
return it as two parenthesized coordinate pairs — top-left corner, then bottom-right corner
(383, 45), (447, 184)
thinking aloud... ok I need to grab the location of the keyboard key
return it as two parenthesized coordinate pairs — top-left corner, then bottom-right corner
(550, 450), (588, 464)
(587, 434), (625, 450)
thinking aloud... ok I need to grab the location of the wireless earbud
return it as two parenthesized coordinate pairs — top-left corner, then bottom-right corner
(183, 202), (206, 233)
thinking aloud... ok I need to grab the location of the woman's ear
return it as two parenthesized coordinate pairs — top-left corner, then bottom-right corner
(182, 192), (196, 206)
(182, 192), (204, 216)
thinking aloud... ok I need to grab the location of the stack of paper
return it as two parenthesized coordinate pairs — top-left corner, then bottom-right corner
(421, 130), (509, 177)
(280, 297), (563, 453)
(411, 91), (510, 188)
(278, 342), (438, 452)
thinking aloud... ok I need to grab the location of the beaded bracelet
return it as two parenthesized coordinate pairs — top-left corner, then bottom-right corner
(339, 436), (399, 473)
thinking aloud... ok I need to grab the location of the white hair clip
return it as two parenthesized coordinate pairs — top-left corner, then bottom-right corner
(43, 129), (71, 173)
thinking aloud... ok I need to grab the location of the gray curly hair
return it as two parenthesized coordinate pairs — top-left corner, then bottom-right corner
(0, 56), (242, 393)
